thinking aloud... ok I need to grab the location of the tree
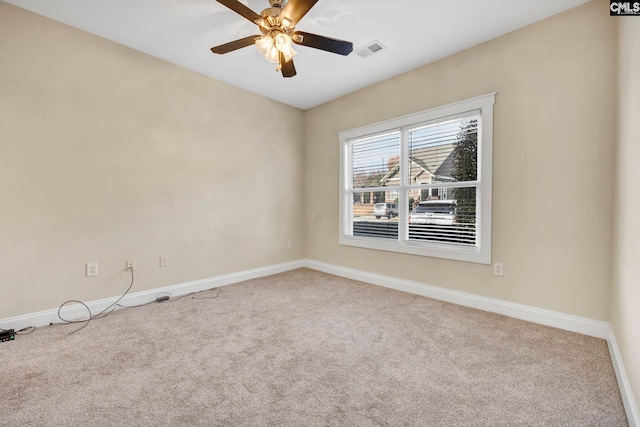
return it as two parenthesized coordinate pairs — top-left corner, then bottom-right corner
(451, 120), (478, 225)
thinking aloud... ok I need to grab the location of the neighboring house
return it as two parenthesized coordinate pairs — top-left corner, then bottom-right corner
(353, 145), (457, 211)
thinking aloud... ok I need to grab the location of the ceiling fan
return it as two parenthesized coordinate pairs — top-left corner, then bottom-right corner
(210, 0), (353, 78)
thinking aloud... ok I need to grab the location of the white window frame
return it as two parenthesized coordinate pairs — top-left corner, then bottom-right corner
(339, 93), (495, 264)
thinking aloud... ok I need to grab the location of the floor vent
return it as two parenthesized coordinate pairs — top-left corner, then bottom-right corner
(356, 41), (385, 58)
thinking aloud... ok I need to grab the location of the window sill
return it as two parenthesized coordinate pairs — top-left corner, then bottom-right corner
(339, 235), (490, 264)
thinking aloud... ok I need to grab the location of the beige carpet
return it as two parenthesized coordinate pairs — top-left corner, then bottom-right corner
(0, 268), (627, 426)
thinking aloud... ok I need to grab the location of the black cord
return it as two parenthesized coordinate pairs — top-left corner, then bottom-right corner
(4, 277), (220, 337)
(0, 326), (35, 335)
(168, 287), (221, 302)
(195, 289), (221, 299)
(57, 268), (135, 333)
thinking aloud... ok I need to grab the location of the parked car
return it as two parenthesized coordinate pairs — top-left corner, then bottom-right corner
(409, 200), (456, 225)
(373, 202), (398, 219)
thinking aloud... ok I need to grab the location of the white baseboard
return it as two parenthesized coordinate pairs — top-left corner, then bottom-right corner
(302, 258), (639, 426)
(0, 259), (305, 331)
(303, 259), (610, 338)
(607, 325), (640, 427)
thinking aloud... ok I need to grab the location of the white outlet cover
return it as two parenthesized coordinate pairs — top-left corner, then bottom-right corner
(494, 262), (504, 276)
(86, 262), (98, 277)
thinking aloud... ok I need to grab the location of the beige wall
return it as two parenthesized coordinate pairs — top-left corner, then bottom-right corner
(612, 17), (640, 412)
(305, 0), (617, 320)
(0, 2), (305, 319)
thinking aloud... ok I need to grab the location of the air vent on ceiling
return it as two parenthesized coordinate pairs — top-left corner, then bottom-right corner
(356, 41), (386, 58)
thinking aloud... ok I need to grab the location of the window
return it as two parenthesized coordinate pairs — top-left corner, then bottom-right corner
(339, 94), (494, 264)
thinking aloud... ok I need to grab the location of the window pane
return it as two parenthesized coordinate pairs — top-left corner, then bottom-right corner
(408, 187), (476, 246)
(408, 119), (478, 193)
(350, 191), (399, 240)
(351, 131), (400, 189)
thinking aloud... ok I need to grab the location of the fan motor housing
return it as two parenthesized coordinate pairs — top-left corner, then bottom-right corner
(269, 0), (284, 8)
(261, 8), (282, 19)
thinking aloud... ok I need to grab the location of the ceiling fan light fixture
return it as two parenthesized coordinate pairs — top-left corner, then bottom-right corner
(276, 33), (298, 62)
(255, 35), (274, 56)
(274, 33), (297, 62)
(280, 44), (297, 62)
(274, 33), (291, 48)
(265, 44), (280, 63)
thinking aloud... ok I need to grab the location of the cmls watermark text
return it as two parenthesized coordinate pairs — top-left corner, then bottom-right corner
(610, 1), (640, 15)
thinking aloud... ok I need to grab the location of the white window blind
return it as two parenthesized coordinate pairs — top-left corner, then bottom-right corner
(407, 117), (478, 247)
(348, 131), (400, 240)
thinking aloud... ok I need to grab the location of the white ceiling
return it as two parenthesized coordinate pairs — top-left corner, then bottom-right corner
(3, 0), (590, 110)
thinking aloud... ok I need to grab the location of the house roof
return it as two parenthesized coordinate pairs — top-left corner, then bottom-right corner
(380, 147), (456, 185)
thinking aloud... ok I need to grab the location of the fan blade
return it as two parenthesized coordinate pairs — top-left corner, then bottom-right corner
(216, 0), (262, 24)
(280, 52), (297, 78)
(280, 0), (318, 27)
(211, 35), (260, 54)
(292, 31), (353, 56)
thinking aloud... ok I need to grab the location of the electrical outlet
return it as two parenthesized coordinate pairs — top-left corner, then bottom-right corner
(159, 256), (168, 267)
(86, 262), (98, 277)
(494, 262), (504, 276)
(287, 240), (293, 249)
(126, 260), (135, 271)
